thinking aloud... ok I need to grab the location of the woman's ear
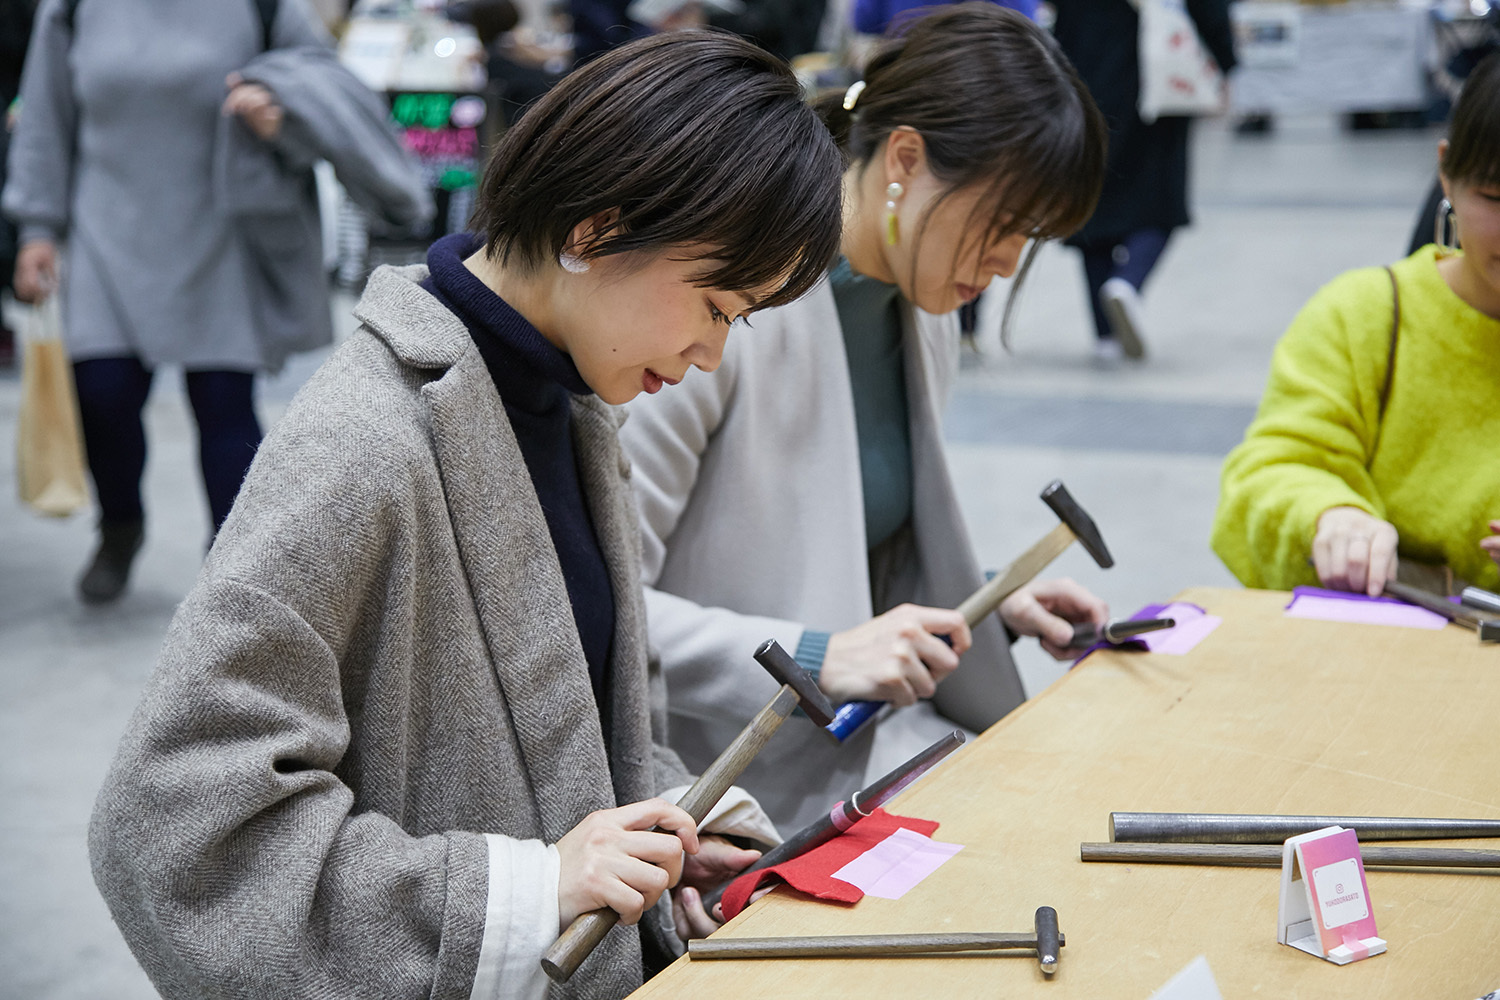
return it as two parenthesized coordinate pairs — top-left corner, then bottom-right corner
(563, 208), (623, 259)
(1437, 139), (1451, 202)
(882, 126), (928, 188)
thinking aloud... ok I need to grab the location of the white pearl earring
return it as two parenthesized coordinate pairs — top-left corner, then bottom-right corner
(885, 182), (904, 246)
(559, 252), (590, 274)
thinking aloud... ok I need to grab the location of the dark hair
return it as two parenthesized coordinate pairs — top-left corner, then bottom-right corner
(472, 31), (843, 311)
(1444, 51), (1500, 190)
(814, 3), (1107, 339)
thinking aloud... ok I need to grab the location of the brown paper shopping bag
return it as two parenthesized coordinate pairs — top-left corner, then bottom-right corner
(16, 291), (88, 517)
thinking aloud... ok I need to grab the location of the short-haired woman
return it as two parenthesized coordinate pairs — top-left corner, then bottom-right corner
(620, 5), (1111, 850)
(1213, 52), (1500, 597)
(87, 32), (842, 1000)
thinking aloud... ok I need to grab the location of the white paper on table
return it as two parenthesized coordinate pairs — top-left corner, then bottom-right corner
(829, 827), (963, 900)
(1148, 955), (1223, 1000)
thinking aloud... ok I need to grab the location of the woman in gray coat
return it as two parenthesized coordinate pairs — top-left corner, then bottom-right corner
(622, 5), (1112, 834)
(6, 0), (359, 601)
(87, 33), (844, 1000)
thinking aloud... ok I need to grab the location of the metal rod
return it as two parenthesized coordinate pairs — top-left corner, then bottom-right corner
(1384, 580), (1481, 630)
(1082, 841), (1500, 869)
(701, 731), (965, 912)
(1068, 617), (1176, 648)
(1461, 586), (1500, 615)
(1109, 811), (1500, 844)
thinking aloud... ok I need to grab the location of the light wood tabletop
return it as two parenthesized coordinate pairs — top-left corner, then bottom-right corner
(632, 587), (1500, 999)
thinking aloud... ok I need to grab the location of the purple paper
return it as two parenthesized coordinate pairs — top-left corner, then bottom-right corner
(830, 827), (963, 900)
(1284, 586), (1447, 630)
(1137, 602), (1223, 655)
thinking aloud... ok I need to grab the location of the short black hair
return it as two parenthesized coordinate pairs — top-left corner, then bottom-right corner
(472, 31), (843, 311)
(1445, 51), (1500, 190)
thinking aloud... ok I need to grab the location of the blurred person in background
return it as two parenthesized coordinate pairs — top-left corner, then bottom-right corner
(620, 4), (1110, 835)
(1212, 53), (1500, 598)
(1051, 0), (1235, 361)
(0, 0), (35, 368)
(5, 0), (426, 604)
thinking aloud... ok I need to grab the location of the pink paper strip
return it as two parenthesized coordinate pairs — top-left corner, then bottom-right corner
(829, 827), (963, 900)
(1138, 602), (1222, 655)
(1285, 593), (1447, 630)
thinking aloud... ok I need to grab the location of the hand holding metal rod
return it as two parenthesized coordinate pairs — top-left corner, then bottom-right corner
(540, 640), (835, 983)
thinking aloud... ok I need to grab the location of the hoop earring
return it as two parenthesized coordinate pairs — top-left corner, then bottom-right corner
(559, 252), (590, 274)
(885, 182), (903, 247)
(1434, 198), (1460, 256)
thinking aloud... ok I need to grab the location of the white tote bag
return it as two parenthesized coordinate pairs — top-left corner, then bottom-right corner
(1132, 0), (1225, 123)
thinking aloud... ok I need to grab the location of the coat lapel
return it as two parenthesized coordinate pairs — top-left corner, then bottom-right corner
(422, 354), (619, 842)
(571, 397), (657, 807)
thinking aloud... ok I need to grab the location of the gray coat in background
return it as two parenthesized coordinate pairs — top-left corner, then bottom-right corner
(89, 266), (691, 1000)
(3, 0), (429, 372)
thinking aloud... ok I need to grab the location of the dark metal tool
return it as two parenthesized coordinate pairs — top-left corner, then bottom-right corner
(1083, 841), (1500, 870)
(701, 730), (966, 913)
(828, 481), (1115, 740)
(1067, 617), (1176, 648)
(688, 906), (1066, 975)
(1383, 580), (1485, 630)
(1482, 620), (1500, 643)
(1109, 811), (1500, 844)
(541, 640), (836, 983)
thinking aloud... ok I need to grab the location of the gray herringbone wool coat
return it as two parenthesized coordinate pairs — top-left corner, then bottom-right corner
(88, 265), (691, 999)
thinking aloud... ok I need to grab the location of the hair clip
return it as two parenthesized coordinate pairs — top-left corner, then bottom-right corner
(842, 80), (867, 112)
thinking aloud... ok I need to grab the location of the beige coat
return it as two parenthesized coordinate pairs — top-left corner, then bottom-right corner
(89, 266), (690, 1000)
(621, 280), (1026, 831)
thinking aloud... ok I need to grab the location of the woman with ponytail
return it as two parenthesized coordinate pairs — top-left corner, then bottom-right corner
(620, 3), (1111, 894)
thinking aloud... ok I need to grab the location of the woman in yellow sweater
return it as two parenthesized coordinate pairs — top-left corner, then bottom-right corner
(1213, 53), (1500, 597)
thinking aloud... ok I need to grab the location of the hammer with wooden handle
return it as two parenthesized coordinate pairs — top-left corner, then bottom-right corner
(827, 480), (1114, 740)
(541, 639), (836, 983)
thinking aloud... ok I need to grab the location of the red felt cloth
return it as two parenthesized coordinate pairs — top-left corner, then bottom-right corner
(719, 808), (940, 920)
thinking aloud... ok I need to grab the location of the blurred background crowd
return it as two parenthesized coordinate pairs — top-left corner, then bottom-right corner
(2, 0), (1497, 995)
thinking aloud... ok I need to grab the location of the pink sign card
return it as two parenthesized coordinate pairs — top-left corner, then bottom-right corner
(1296, 828), (1380, 955)
(830, 827), (963, 900)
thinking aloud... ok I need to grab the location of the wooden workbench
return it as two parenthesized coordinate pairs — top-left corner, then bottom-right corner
(633, 588), (1500, 999)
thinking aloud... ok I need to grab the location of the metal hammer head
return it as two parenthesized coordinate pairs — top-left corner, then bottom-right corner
(754, 639), (837, 726)
(1041, 480), (1114, 569)
(1034, 906), (1062, 975)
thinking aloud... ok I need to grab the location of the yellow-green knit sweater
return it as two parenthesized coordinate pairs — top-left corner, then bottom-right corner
(1212, 245), (1500, 592)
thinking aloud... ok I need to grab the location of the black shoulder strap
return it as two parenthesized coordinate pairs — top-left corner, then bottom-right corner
(67, 0), (276, 50)
(1378, 266), (1400, 421)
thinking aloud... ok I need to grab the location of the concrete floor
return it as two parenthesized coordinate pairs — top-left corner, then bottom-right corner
(0, 116), (1439, 998)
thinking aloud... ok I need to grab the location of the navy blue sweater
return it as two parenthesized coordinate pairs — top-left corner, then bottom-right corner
(421, 233), (615, 712)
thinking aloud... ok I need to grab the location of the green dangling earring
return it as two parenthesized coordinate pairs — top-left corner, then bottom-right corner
(885, 182), (903, 246)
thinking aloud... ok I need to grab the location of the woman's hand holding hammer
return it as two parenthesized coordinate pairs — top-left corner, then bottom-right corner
(819, 604), (972, 707)
(554, 798), (700, 931)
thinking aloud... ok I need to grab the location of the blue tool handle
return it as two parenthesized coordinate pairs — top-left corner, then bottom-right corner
(825, 633), (956, 742)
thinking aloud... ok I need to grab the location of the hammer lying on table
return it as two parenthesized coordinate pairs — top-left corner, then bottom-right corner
(828, 480), (1115, 740)
(688, 905), (1065, 975)
(541, 639), (836, 983)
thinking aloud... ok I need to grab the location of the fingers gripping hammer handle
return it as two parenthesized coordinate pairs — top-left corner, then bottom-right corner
(541, 682), (803, 982)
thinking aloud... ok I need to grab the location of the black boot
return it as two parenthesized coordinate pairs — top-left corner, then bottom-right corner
(78, 520), (145, 604)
